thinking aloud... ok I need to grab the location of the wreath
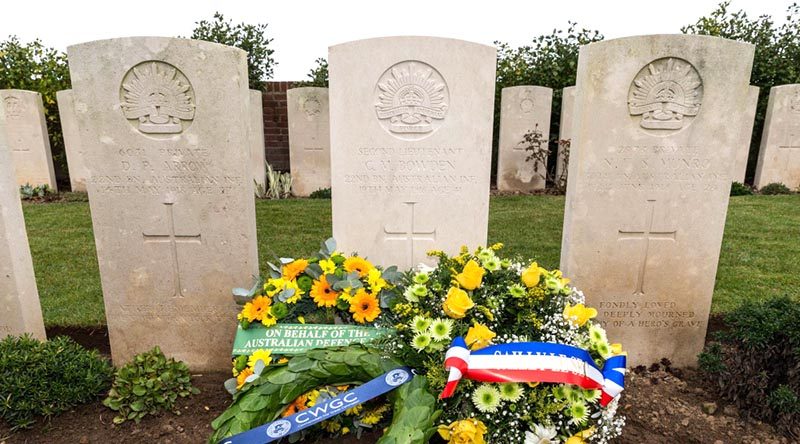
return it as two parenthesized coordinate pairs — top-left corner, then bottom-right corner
(209, 345), (440, 444)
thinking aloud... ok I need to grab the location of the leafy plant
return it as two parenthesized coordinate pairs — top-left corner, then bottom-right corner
(188, 12), (276, 89)
(260, 162), (292, 199)
(19, 183), (52, 200)
(103, 346), (199, 424)
(730, 181), (754, 196)
(296, 57), (329, 87)
(309, 187), (331, 199)
(0, 335), (113, 430)
(760, 182), (792, 195)
(519, 126), (570, 192)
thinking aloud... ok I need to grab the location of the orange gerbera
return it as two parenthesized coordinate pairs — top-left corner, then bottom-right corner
(310, 275), (339, 307)
(242, 296), (272, 322)
(282, 259), (309, 280)
(236, 367), (254, 390)
(282, 394), (309, 417)
(349, 289), (381, 323)
(344, 256), (374, 278)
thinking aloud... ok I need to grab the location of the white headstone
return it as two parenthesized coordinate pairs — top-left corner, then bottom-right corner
(249, 90), (266, 191)
(67, 37), (259, 370)
(287, 87), (330, 196)
(329, 37), (496, 269)
(732, 86), (759, 183)
(497, 86), (552, 191)
(0, 90), (57, 190)
(754, 84), (800, 189)
(0, 102), (46, 340)
(556, 86), (576, 184)
(561, 35), (755, 367)
(57, 89), (89, 192)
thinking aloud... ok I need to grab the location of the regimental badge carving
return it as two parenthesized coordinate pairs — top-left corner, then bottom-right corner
(789, 89), (800, 114)
(120, 61), (195, 135)
(519, 89), (534, 113)
(374, 61), (449, 140)
(628, 58), (703, 131)
(301, 94), (322, 118)
(3, 95), (23, 119)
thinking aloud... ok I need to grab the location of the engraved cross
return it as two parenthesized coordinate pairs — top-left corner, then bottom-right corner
(383, 201), (436, 266)
(142, 202), (202, 298)
(617, 199), (677, 296)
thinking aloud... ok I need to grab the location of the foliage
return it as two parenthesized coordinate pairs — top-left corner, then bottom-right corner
(309, 187), (331, 199)
(0, 335), (113, 430)
(519, 127), (570, 192)
(0, 36), (71, 183)
(730, 181), (754, 196)
(760, 182), (792, 195)
(209, 345), (439, 444)
(188, 12), (275, 89)
(296, 57), (329, 87)
(19, 183), (53, 200)
(379, 245), (625, 443)
(103, 346), (199, 424)
(258, 162), (292, 199)
(683, 1), (800, 182)
(700, 296), (800, 437)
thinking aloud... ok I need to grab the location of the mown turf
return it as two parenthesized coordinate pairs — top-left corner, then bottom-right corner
(21, 194), (800, 327)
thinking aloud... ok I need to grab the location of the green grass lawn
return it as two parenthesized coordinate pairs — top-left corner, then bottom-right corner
(22, 195), (800, 327)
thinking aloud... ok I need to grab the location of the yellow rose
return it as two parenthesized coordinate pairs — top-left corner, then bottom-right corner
(563, 303), (598, 327)
(456, 260), (485, 290)
(565, 427), (595, 444)
(521, 263), (543, 288)
(443, 287), (474, 319)
(610, 343), (625, 355)
(465, 322), (496, 350)
(437, 418), (487, 444)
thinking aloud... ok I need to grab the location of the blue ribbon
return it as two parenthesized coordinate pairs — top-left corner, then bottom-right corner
(218, 367), (413, 444)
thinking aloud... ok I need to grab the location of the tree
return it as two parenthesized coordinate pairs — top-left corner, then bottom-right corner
(296, 57), (328, 87)
(189, 12), (276, 89)
(683, 1), (800, 183)
(0, 36), (71, 184)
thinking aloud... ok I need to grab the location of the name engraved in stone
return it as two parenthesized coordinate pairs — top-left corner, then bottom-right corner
(112, 303), (234, 323)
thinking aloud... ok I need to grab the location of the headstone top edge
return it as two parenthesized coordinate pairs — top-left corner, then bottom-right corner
(67, 36), (247, 58)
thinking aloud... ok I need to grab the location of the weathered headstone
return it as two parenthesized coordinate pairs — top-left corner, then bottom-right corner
(556, 86), (576, 184)
(560, 35), (755, 367)
(287, 87), (330, 196)
(754, 84), (800, 189)
(0, 102), (46, 340)
(249, 90), (266, 191)
(67, 37), (259, 370)
(497, 86), (552, 191)
(0, 90), (57, 190)
(732, 86), (759, 183)
(329, 37), (495, 269)
(57, 89), (89, 192)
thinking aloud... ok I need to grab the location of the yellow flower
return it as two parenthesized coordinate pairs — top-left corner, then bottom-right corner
(344, 256), (374, 277)
(261, 312), (277, 327)
(321, 420), (341, 433)
(282, 259), (308, 280)
(247, 349), (272, 368)
(310, 275), (339, 307)
(443, 287), (475, 319)
(341, 426), (350, 435)
(236, 367), (254, 390)
(465, 322), (496, 350)
(349, 289), (381, 323)
(437, 418), (487, 444)
(345, 404), (363, 416)
(367, 268), (387, 293)
(319, 258), (337, 274)
(242, 296), (272, 322)
(565, 427), (595, 444)
(297, 316), (305, 324)
(610, 343), (625, 355)
(521, 263), (543, 288)
(456, 260), (485, 290)
(278, 357), (289, 364)
(563, 303), (598, 327)
(306, 389), (321, 407)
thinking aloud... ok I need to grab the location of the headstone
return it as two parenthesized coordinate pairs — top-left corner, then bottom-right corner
(754, 84), (800, 189)
(0, 102), (46, 340)
(497, 86), (552, 191)
(556, 86), (576, 184)
(732, 86), (759, 183)
(287, 87), (330, 196)
(249, 90), (266, 191)
(67, 37), (259, 370)
(329, 37), (496, 269)
(560, 35), (755, 367)
(57, 89), (89, 192)
(0, 90), (57, 190)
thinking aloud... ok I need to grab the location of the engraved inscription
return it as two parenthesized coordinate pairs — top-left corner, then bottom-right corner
(628, 58), (703, 132)
(519, 89), (534, 113)
(779, 124), (800, 149)
(617, 199), (677, 295)
(374, 61), (449, 140)
(383, 201), (436, 265)
(301, 94), (322, 118)
(121, 61), (195, 135)
(3, 96), (23, 119)
(790, 90), (800, 114)
(142, 201), (202, 298)
(597, 301), (702, 329)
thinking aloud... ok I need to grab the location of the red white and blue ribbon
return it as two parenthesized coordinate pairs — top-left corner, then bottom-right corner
(441, 337), (626, 406)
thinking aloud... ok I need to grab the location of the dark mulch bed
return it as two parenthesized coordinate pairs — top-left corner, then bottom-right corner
(0, 321), (789, 444)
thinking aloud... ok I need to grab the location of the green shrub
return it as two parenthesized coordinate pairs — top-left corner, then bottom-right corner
(0, 335), (113, 430)
(760, 182), (792, 195)
(730, 181), (753, 196)
(19, 183), (53, 200)
(699, 296), (800, 437)
(309, 187), (331, 199)
(103, 346), (199, 424)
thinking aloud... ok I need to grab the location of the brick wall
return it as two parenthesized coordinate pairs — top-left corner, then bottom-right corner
(261, 81), (296, 172)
